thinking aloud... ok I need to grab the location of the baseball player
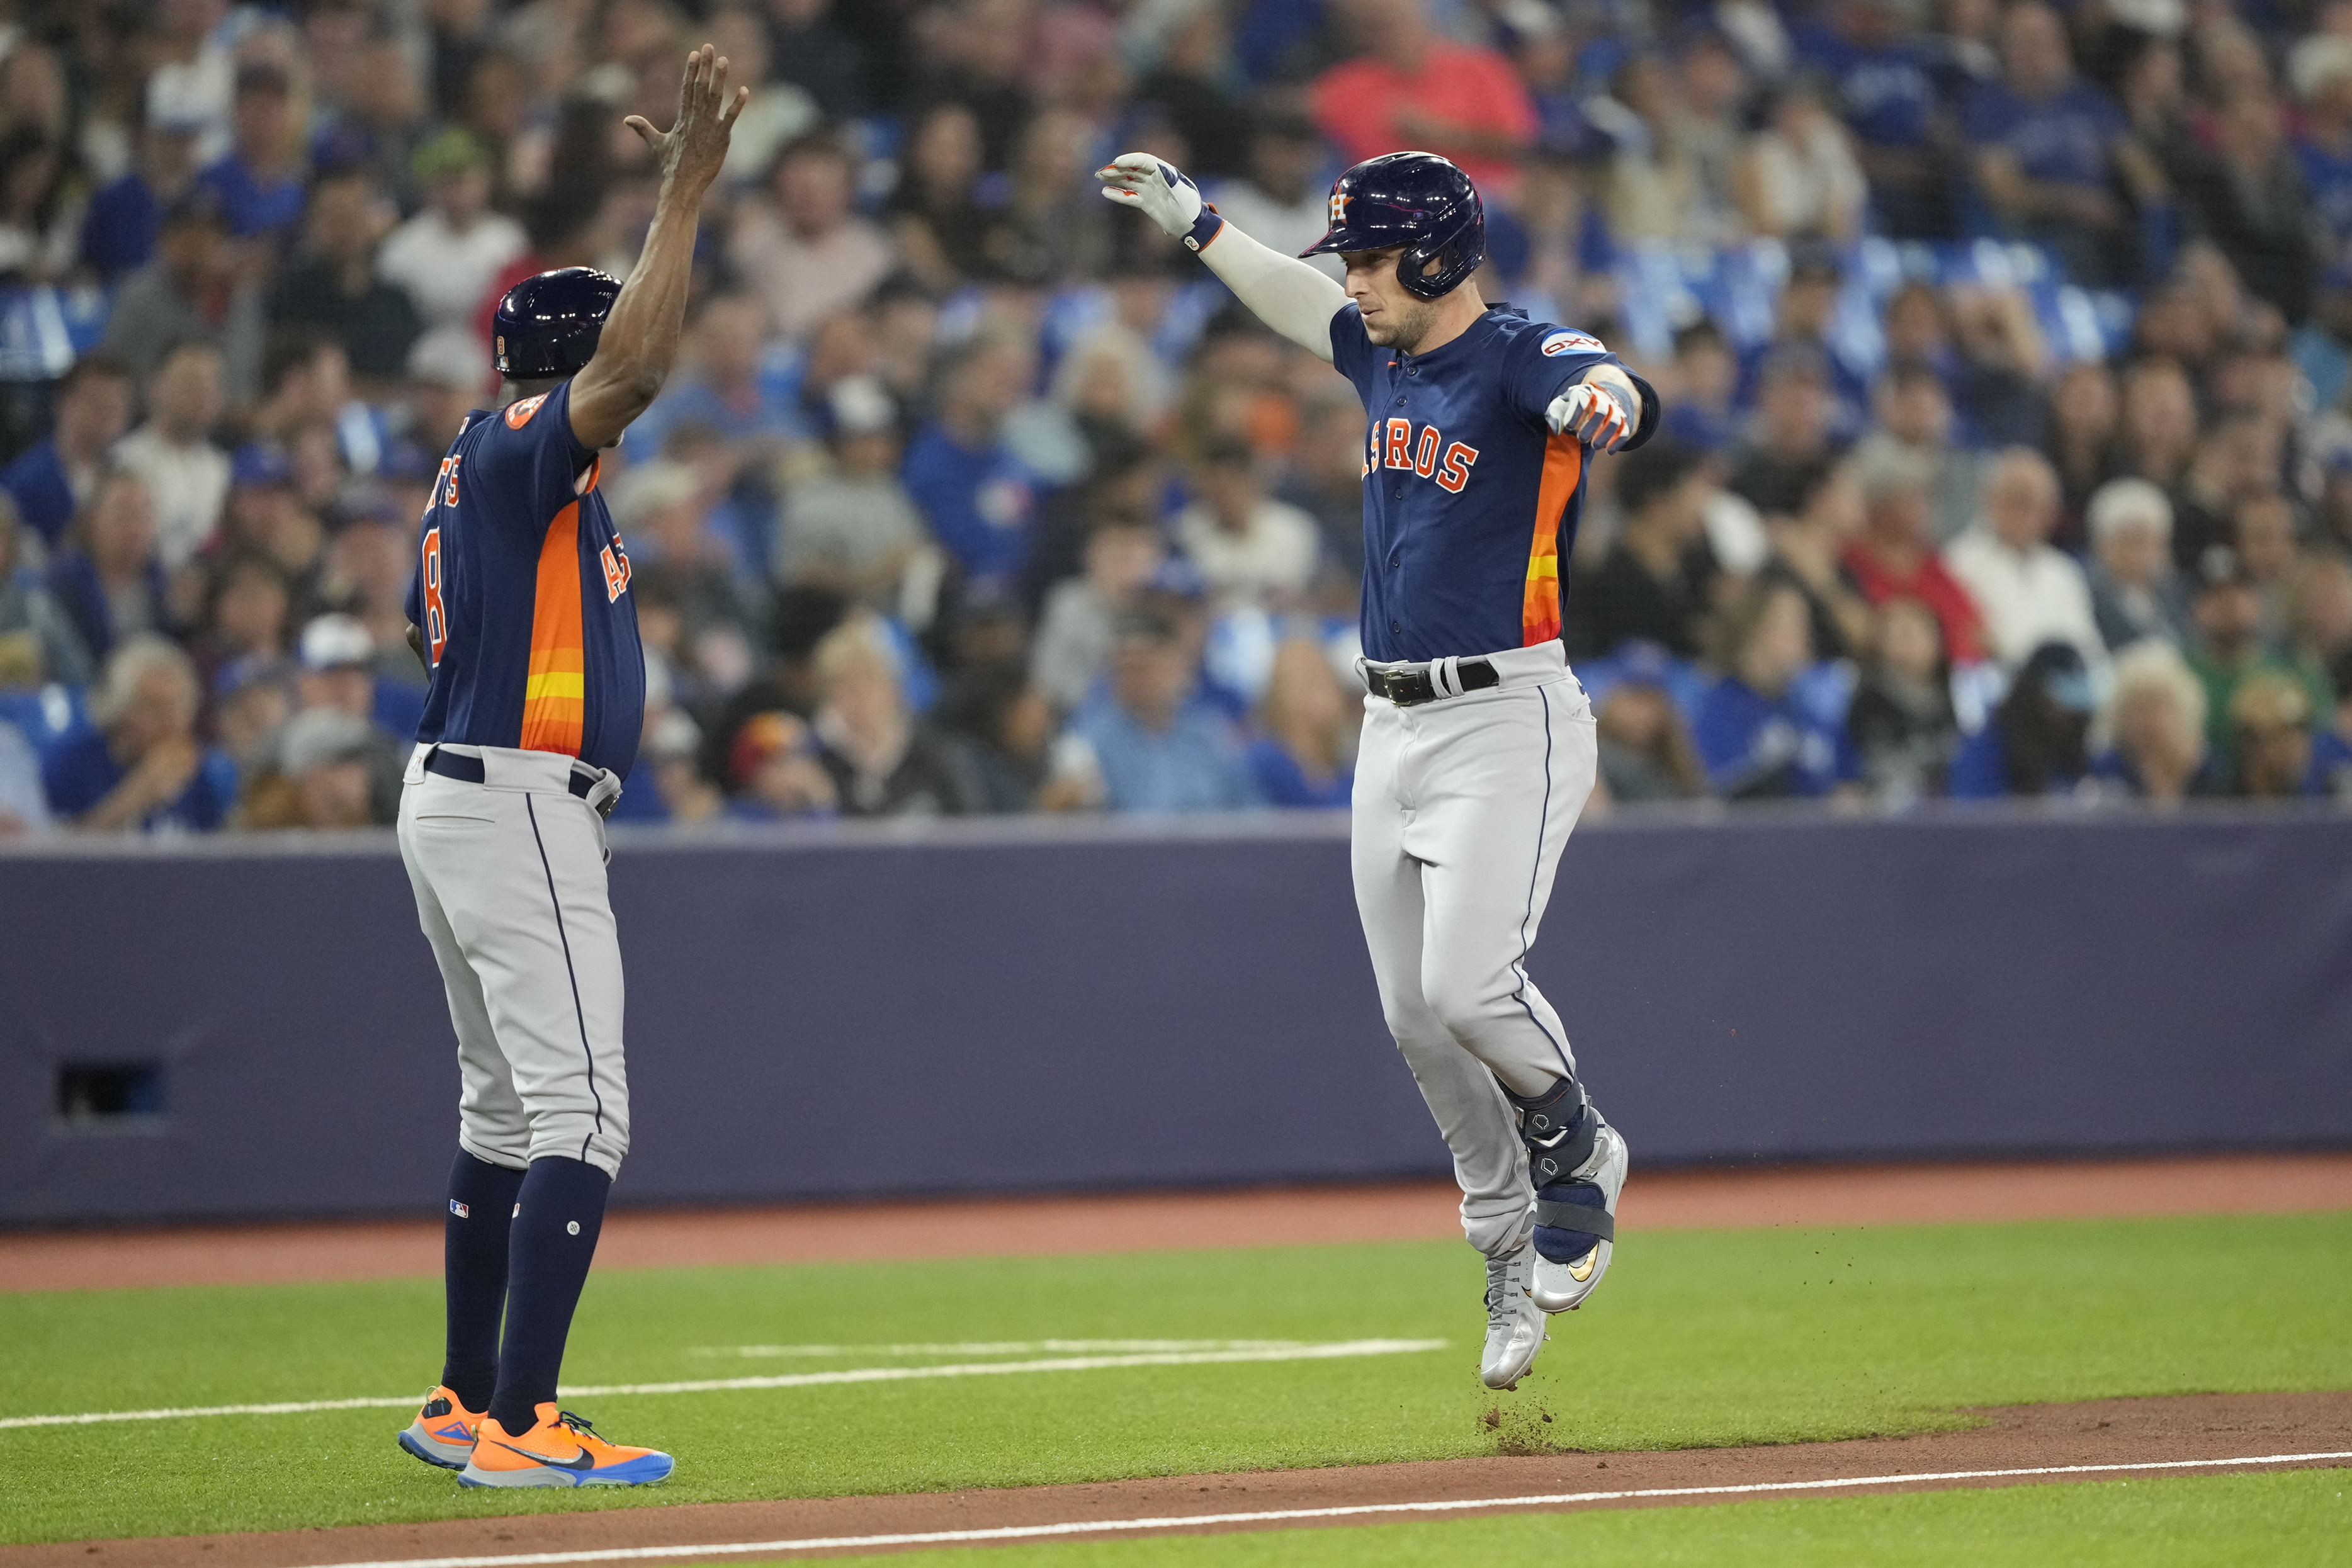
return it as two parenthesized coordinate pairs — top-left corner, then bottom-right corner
(1100, 150), (1656, 1390)
(391, 47), (745, 1487)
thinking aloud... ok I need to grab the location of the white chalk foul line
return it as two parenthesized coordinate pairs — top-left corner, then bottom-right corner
(689, 1340), (1311, 1359)
(291, 1450), (2352, 1568)
(0, 1339), (1445, 1431)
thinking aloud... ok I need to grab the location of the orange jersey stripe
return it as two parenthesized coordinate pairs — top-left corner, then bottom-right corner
(1522, 433), (1583, 645)
(517, 500), (586, 756)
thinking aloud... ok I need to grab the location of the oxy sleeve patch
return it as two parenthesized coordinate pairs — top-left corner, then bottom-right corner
(1541, 330), (1605, 358)
(504, 393), (548, 429)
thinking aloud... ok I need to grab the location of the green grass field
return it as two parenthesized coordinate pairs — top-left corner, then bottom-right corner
(1, 1213), (2346, 1555)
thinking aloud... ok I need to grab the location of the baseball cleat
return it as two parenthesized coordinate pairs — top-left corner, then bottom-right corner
(1530, 1121), (1629, 1314)
(1480, 1242), (1547, 1389)
(397, 1385), (485, 1470)
(458, 1405), (674, 1488)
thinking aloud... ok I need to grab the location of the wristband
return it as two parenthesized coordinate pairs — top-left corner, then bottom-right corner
(1182, 205), (1225, 252)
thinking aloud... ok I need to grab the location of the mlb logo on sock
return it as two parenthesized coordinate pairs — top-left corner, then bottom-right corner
(449, 1200), (470, 1219)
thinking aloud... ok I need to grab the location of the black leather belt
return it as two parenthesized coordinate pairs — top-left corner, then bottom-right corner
(423, 746), (597, 801)
(1365, 658), (1501, 708)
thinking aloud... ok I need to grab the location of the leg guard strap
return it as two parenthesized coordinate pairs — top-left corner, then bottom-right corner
(1508, 1074), (1596, 1187)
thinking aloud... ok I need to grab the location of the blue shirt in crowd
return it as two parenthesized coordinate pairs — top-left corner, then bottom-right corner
(1071, 694), (1264, 813)
(41, 726), (238, 830)
(2, 439), (79, 546)
(1693, 675), (1858, 799)
(79, 171), (166, 281)
(1960, 77), (2125, 189)
(2295, 137), (2352, 251)
(1802, 34), (1938, 148)
(900, 421), (1036, 586)
(1245, 738), (1352, 808)
(196, 155), (306, 240)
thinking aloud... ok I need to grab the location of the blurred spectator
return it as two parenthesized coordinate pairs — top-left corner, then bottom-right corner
(1311, 0), (1535, 191)
(1245, 638), (1357, 808)
(79, 103), (207, 283)
(1133, 1), (1248, 179)
(1563, 436), (1718, 662)
(208, 653), (295, 780)
(48, 471), (167, 666)
(727, 134), (896, 342)
(1947, 640), (2096, 799)
(981, 107), (1112, 285)
(101, 190), (265, 404)
(1806, 0), (1949, 237)
(193, 549), (294, 685)
(903, 327), (1041, 590)
(1070, 606), (1261, 812)
(1695, 578), (1857, 800)
(268, 166), (424, 390)
(239, 704), (385, 829)
(1208, 110), (1340, 278)
(1662, 321), (1738, 454)
(937, 664), (1078, 814)
(2085, 478), (2188, 651)
(291, 610), (406, 782)
(2227, 672), (2323, 799)
(635, 293), (803, 461)
(1279, 390), (1374, 582)
(0, 128), (86, 282)
(2287, 554), (2352, 698)
(1843, 441), (1987, 664)
(1729, 347), (1840, 517)
(196, 61), (306, 245)
(2043, 361), (2119, 544)
(3, 354), (135, 550)
(1032, 510), (1166, 713)
(888, 101), (992, 290)
(1759, 457), (1873, 662)
(2114, 357), (2198, 502)
(2292, 34), (2352, 256)
(769, 0), (865, 121)
(2093, 638), (2220, 804)
(113, 339), (230, 574)
(1943, 448), (2104, 674)
(1852, 363), (1979, 544)
(1847, 597), (1960, 803)
(614, 461), (764, 672)
(1593, 656), (1706, 804)
(809, 614), (980, 816)
(376, 130), (526, 341)
(1173, 441), (1319, 612)
(708, 2), (820, 186)
(2173, 412), (2286, 574)
(1732, 77), (1867, 242)
(2186, 545), (2314, 767)
(2176, 93), (2320, 325)
(42, 635), (237, 832)
(775, 376), (933, 614)
(1962, 2), (2153, 287)
(725, 709), (839, 821)
(0, 494), (91, 687)
(404, 327), (491, 451)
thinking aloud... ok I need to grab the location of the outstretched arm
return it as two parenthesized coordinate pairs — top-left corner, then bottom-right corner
(568, 45), (748, 451)
(1098, 154), (1347, 363)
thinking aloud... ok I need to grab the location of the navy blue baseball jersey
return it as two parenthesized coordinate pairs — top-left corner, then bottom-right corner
(405, 380), (645, 776)
(1330, 303), (1658, 664)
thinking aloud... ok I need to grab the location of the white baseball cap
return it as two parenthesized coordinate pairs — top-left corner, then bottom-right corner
(298, 612), (375, 672)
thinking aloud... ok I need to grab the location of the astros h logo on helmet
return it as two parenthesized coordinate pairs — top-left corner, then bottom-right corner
(1329, 190), (1350, 227)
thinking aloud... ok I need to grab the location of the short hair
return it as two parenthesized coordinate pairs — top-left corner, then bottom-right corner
(91, 634), (197, 728)
(2088, 478), (2174, 546)
(2108, 637), (2206, 736)
(60, 349), (135, 394)
(812, 612), (902, 689)
(262, 328), (338, 397)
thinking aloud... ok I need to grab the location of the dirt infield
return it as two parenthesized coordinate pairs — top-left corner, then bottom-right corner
(3, 1392), (2344, 1566)
(6, 1151), (2350, 1294)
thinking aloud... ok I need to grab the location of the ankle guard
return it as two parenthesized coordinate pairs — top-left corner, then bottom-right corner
(1508, 1076), (1615, 1261)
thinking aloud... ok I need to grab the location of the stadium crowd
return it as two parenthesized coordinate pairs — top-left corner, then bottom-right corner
(5, 0), (2352, 833)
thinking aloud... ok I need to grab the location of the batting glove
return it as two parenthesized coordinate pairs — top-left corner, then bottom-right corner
(1547, 381), (1635, 453)
(1097, 152), (1205, 238)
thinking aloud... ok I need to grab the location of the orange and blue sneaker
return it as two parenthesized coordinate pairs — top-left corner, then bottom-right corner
(458, 1405), (674, 1488)
(397, 1386), (485, 1470)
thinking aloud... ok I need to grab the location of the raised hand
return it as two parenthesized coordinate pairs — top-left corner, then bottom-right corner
(1096, 152), (1204, 238)
(625, 45), (749, 198)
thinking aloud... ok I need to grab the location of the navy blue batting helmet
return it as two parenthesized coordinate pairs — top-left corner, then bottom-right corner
(493, 266), (623, 380)
(1299, 151), (1486, 301)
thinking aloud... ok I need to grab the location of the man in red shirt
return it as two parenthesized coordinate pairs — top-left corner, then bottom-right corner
(1311, 0), (1537, 194)
(1845, 443), (1987, 663)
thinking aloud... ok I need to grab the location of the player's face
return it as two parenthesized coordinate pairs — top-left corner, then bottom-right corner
(1342, 247), (1440, 351)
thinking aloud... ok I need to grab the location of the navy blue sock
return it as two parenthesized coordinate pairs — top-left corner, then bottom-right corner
(487, 1156), (611, 1437)
(441, 1150), (524, 1412)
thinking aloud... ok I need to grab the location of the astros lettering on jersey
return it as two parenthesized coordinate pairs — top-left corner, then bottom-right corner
(1331, 307), (1658, 664)
(405, 381), (648, 777)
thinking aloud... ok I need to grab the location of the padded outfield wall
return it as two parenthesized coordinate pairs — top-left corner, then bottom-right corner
(3, 805), (2350, 1226)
